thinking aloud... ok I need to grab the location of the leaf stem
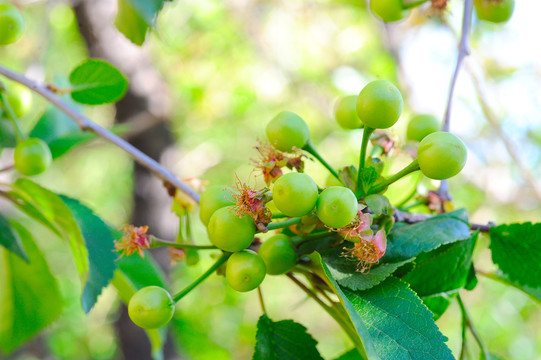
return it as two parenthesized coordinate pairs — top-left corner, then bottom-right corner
(356, 127), (375, 195)
(152, 237), (218, 250)
(370, 159), (420, 194)
(173, 252), (231, 302)
(266, 217), (302, 231)
(0, 65), (200, 203)
(287, 273), (368, 359)
(257, 287), (267, 314)
(303, 140), (341, 182)
(457, 294), (489, 359)
(459, 306), (468, 360)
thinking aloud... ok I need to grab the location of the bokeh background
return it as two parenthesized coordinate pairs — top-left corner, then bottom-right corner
(1, 0), (540, 359)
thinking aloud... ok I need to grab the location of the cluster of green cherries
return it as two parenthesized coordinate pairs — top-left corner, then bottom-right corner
(128, 79), (468, 330)
(370, 0), (515, 24)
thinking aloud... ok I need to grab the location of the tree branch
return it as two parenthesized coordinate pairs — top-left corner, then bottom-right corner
(439, 0), (474, 199)
(393, 208), (494, 232)
(0, 65), (200, 203)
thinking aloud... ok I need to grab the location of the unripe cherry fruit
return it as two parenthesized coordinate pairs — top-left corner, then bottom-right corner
(474, 0), (514, 24)
(0, 4), (24, 45)
(258, 234), (297, 275)
(128, 286), (175, 329)
(316, 186), (358, 229)
(356, 80), (403, 129)
(266, 111), (310, 152)
(207, 206), (256, 252)
(226, 250), (266, 292)
(407, 114), (440, 142)
(417, 131), (467, 180)
(370, 0), (408, 23)
(335, 95), (363, 129)
(272, 172), (319, 217)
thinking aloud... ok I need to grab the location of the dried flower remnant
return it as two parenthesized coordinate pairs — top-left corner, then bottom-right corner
(231, 178), (272, 232)
(342, 230), (387, 273)
(371, 131), (395, 157)
(253, 140), (304, 185)
(337, 211), (373, 241)
(169, 247), (185, 265)
(115, 225), (151, 257)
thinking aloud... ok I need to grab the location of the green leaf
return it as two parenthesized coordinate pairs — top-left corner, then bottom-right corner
(483, 270), (541, 303)
(489, 222), (541, 288)
(124, 0), (167, 27)
(333, 349), (363, 360)
(69, 59), (128, 105)
(364, 194), (392, 216)
(29, 104), (96, 158)
(465, 263), (478, 291)
(0, 222), (62, 354)
(341, 277), (454, 360)
(0, 213), (27, 262)
(60, 196), (117, 313)
(402, 233), (477, 297)
(252, 314), (323, 360)
(322, 245), (412, 291)
(116, 251), (167, 290)
(11, 179), (89, 279)
(115, 0), (150, 45)
(383, 209), (470, 262)
(422, 294), (454, 321)
(0, 117), (16, 148)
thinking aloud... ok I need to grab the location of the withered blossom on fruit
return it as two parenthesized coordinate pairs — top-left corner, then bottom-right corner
(231, 177), (272, 231)
(115, 225), (151, 258)
(253, 140), (304, 185)
(342, 230), (387, 273)
(371, 131), (395, 157)
(337, 211), (373, 241)
(169, 247), (185, 265)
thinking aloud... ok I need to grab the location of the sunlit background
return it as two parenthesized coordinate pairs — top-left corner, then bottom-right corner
(1, 0), (540, 359)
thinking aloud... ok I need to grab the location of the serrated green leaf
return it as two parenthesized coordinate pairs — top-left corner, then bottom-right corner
(382, 209), (470, 262)
(364, 194), (392, 216)
(116, 0), (150, 45)
(0, 222), (62, 354)
(333, 349), (364, 360)
(322, 245), (412, 291)
(60, 196), (117, 313)
(69, 59), (128, 105)
(403, 234), (477, 297)
(252, 314), (323, 360)
(11, 179), (89, 279)
(490, 223), (541, 288)
(0, 213), (27, 262)
(342, 277), (454, 360)
(483, 270), (541, 303)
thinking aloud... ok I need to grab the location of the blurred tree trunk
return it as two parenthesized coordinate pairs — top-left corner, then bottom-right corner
(73, 1), (178, 359)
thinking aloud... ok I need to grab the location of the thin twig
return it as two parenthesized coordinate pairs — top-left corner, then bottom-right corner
(393, 208), (494, 232)
(457, 295), (489, 359)
(439, 0), (474, 199)
(459, 306), (468, 360)
(466, 65), (541, 202)
(0, 65), (201, 203)
(257, 287), (267, 314)
(442, 0), (473, 132)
